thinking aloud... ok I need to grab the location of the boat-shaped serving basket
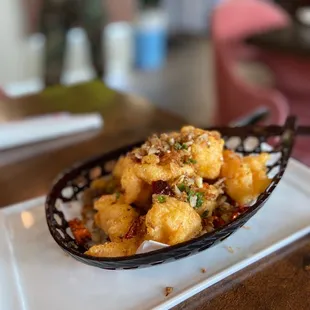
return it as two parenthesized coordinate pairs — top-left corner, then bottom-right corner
(46, 116), (300, 270)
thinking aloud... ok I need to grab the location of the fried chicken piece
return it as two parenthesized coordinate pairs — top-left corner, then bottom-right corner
(221, 150), (271, 205)
(145, 196), (202, 245)
(95, 194), (139, 242)
(112, 156), (131, 179)
(85, 239), (139, 257)
(181, 126), (224, 179)
(121, 160), (146, 204)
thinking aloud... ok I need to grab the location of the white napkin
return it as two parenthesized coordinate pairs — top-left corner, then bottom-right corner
(0, 112), (103, 150)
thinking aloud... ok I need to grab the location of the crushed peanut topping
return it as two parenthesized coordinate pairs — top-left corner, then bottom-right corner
(129, 127), (221, 165)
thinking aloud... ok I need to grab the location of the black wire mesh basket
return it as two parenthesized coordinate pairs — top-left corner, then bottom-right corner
(45, 116), (297, 270)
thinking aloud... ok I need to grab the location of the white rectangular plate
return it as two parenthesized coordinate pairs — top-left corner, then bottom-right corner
(1, 159), (310, 310)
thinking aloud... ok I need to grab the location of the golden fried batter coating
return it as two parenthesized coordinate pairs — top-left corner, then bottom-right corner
(145, 196), (202, 245)
(85, 239), (139, 257)
(112, 156), (126, 179)
(133, 161), (194, 184)
(221, 150), (271, 205)
(82, 126), (272, 258)
(120, 160), (145, 204)
(181, 126), (224, 179)
(94, 194), (139, 242)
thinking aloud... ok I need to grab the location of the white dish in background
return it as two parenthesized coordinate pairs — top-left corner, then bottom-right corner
(1, 159), (310, 310)
(0, 113), (103, 150)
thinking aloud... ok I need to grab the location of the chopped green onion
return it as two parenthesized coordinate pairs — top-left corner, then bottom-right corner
(157, 195), (166, 203)
(174, 142), (188, 150)
(178, 183), (186, 192)
(174, 142), (182, 150)
(115, 192), (121, 200)
(186, 190), (195, 204)
(187, 190), (204, 208)
(181, 143), (188, 150)
(185, 158), (197, 164)
(196, 192), (204, 208)
(187, 189), (196, 198)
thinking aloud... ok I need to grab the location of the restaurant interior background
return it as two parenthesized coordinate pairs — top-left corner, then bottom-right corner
(1, 2), (310, 309)
(0, 0), (309, 127)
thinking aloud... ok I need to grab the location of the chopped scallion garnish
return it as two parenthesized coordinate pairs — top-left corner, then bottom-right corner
(157, 195), (166, 203)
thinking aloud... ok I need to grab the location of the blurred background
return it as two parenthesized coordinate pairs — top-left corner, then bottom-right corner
(0, 0), (218, 125)
(1, 0), (310, 128)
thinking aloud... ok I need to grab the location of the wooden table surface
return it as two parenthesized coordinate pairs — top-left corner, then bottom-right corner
(1, 81), (310, 309)
(247, 22), (310, 57)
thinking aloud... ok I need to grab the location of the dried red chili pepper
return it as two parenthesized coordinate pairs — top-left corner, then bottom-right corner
(152, 180), (174, 196)
(124, 220), (138, 239)
(124, 216), (146, 239)
(213, 216), (226, 228)
(68, 218), (91, 245)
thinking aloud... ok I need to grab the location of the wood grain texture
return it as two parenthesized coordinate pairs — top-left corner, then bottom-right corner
(174, 235), (310, 310)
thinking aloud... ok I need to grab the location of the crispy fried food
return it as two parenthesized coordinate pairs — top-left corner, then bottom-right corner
(119, 158), (153, 208)
(82, 125), (272, 258)
(68, 218), (91, 246)
(170, 174), (222, 216)
(85, 239), (139, 257)
(113, 156), (131, 179)
(243, 153), (271, 195)
(181, 126), (224, 179)
(95, 194), (139, 242)
(119, 127), (224, 204)
(221, 150), (271, 205)
(195, 184), (221, 216)
(145, 196), (202, 245)
(124, 216), (147, 240)
(120, 156), (187, 207)
(134, 183), (153, 210)
(121, 160), (145, 204)
(133, 161), (194, 184)
(112, 156), (153, 208)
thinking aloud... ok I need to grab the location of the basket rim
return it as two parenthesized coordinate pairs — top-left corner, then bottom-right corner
(45, 117), (297, 265)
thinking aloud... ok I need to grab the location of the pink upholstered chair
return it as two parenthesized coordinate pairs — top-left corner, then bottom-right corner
(212, 0), (291, 126)
(264, 54), (310, 99)
(262, 53), (310, 165)
(262, 52), (310, 124)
